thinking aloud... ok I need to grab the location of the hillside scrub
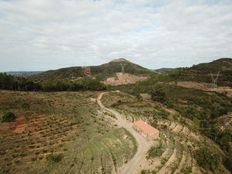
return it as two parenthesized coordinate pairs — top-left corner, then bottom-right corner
(225, 150), (232, 172)
(115, 77), (232, 168)
(117, 77), (232, 121)
(167, 58), (232, 87)
(195, 147), (220, 170)
(151, 89), (166, 103)
(42, 79), (106, 91)
(216, 131), (232, 152)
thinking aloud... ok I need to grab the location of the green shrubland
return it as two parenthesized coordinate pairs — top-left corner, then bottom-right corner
(195, 147), (220, 170)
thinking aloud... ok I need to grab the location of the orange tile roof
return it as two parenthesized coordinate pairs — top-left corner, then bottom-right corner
(134, 120), (158, 136)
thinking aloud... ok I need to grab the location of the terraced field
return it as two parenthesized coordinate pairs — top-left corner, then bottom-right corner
(0, 115), (78, 173)
(0, 91), (137, 174)
(0, 90), (230, 174)
(49, 127), (137, 174)
(101, 91), (230, 174)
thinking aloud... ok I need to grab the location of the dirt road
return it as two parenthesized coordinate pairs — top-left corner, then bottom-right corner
(97, 92), (152, 174)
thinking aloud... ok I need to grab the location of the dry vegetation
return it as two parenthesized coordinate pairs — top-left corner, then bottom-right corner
(0, 91), (136, 174)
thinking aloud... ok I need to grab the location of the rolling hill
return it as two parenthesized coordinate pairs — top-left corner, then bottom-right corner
(174, 58), (232, 86)
(29, 58), (153, 83)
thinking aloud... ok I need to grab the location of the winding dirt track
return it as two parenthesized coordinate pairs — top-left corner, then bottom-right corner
(97, 92), (152, 174)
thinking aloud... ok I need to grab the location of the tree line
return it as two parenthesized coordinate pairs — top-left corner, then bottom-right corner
(0, 73), (106, 92)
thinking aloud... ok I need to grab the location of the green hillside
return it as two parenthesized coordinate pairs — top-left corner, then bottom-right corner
(30, 58), (153, 83)
(172, 58), (232, 86)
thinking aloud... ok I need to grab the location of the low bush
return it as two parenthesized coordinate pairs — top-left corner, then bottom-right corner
(147, 143), (164, 159)
(151, 90), (166, 103)
(47, 153), (63, 163)
(224, 150), (232, 172)
(2, 112), (16, 122)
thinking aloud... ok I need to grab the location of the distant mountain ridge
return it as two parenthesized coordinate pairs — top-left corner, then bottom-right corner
(6, 71), (42, 77)
(155, 68), (176, 73)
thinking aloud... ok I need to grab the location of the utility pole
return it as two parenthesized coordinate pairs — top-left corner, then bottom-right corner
(210, 71), (220, 88)
(120, 63), (125, 73)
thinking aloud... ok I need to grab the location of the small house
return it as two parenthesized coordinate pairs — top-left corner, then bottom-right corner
(133, 120), (159, 140)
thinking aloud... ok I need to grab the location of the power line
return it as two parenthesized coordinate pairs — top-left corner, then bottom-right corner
(210, 71), (220, 88)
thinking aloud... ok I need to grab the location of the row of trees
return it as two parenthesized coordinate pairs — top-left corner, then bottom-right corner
(0, 73), (106, 92)
(0, 73), (41, 91)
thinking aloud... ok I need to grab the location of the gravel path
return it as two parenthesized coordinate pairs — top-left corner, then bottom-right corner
(97, 92), (152, 174)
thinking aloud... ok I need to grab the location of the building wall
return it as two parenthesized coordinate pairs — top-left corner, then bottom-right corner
(133, 125), (159, 140)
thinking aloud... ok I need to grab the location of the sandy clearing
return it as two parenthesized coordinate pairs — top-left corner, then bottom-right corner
(103, 73), (148, 86)
(177, 81), (232, 97)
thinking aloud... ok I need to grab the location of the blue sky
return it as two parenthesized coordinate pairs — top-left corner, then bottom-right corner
(0, 0), (232, 71)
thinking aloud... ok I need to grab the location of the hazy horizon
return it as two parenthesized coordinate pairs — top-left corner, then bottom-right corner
(0, 0), (232, 71)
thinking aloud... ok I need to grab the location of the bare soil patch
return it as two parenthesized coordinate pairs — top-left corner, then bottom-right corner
(103, 73), (148, 86)
(14, 116), (26, 133)
(177, 81), (232, 97)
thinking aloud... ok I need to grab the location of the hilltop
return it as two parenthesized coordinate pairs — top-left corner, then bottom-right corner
(29, 58), (153, 85)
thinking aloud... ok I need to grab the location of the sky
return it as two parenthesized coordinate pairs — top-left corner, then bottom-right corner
(0, 0), (232, 71)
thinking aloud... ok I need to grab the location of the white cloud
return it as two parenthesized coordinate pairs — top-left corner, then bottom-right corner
(0, 0), (231, 71)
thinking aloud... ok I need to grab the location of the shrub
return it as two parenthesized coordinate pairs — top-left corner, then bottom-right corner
(147, 144), (164, 159)
(216, 131), (232, 152)
(151, 90), (166, 103)
(82, 79), (106, 91)
(195, 147), (220, 170)
(47, 153), (63, 163)
(141, 170), (146, 174)
(181, 167), (192, 174)
(158, 109), (168, 119)
(2, 112), (16, 122)
(224, 150), (232, 172)
(21, 102), (30, 109)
